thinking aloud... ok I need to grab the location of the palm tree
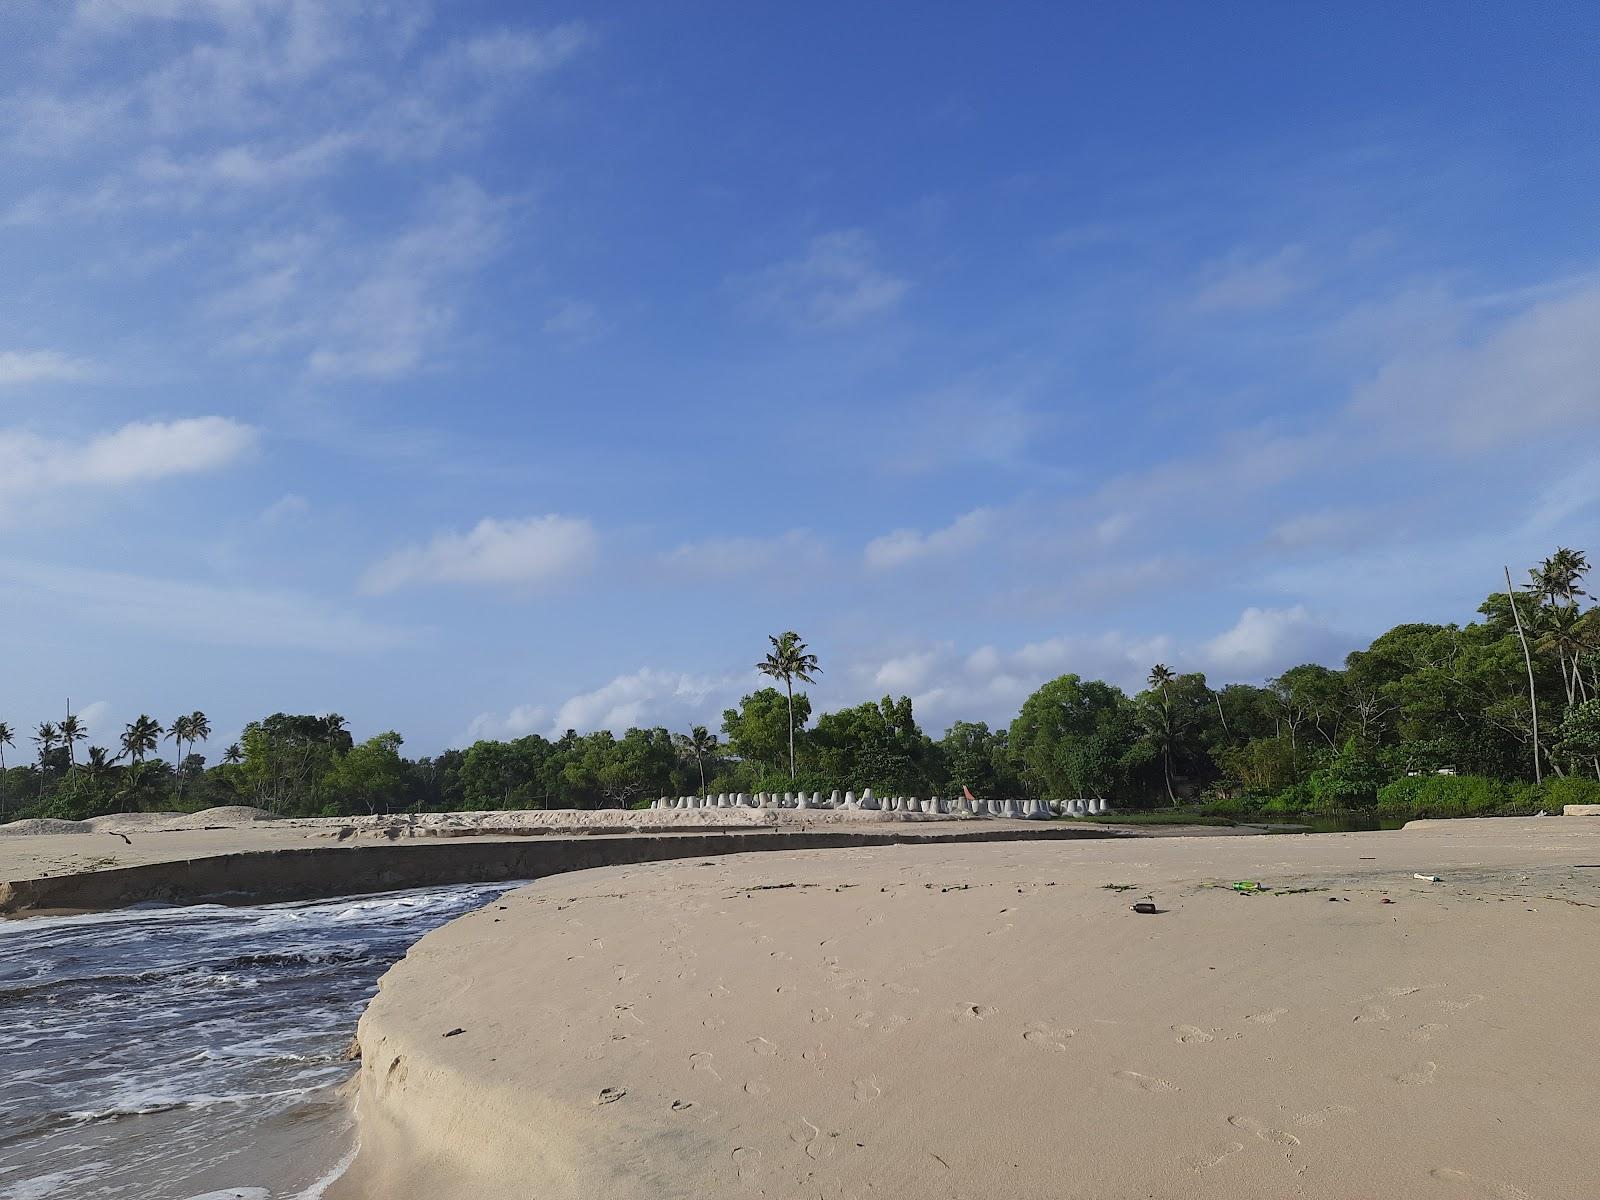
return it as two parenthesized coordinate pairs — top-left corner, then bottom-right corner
(677, 725), (717, 792)
(166, 714), (193, 764)
(757, 631), (821, 780)
(85, 746), (113, 778)
(121, 715), (162, 764)
(1145, 665), (1180, 805)
(59, 712), (86, 770)
(1505, 566), (1543, 783)
(222, 743), (244, 765)
(188, 711), (212, 761)
(34, 722), (60, 765)
(0, 722), (13, 821)
(1531, 549), (1593, 706)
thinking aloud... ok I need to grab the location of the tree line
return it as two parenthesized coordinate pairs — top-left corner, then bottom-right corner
(5, 552), (1600, 824)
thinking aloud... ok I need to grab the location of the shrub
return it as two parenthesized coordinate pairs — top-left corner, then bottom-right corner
(1511, 775), (1600, 812)
(1376, 774), (1511, 818)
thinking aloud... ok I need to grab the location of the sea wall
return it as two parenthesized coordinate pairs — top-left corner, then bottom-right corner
(0, 825), (1125, 915)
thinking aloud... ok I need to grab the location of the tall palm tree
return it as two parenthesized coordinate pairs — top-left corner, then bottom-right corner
(34, 722), (60, 765)
(166, 714), (193, 764)
(59, 712), (86, 770)
(1505, 566), (1542, 783)
(757, 631), (821, 780)
(222, 743), (244, 765)
(187, 711), (212, 761)
(1145, 664), (1180, 805)
(121, 715), (162, 764)
(1531, 549), (1593, 706)
(85, 746), (113, 778)
(677, 725), (717, 792)
(0, 722), (13, 821)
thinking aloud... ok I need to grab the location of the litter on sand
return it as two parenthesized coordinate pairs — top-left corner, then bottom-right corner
(1231, 881), (1263, 892)
(1414, 874), (1443, 882)
(1131, 901), (1159, 914)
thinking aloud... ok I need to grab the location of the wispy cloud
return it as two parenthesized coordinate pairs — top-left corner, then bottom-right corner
(362, 514), (598, 594)
(211, 178), (508, 377)
(0, 558), (410, 653)
(0, 416), (256, 518)
(659, 529), (828, 578)
(738, 229), (908, 329)
(0, 350), (94, 386)
(1190, 244), (1307, 312)
(864, 508), (993, 570)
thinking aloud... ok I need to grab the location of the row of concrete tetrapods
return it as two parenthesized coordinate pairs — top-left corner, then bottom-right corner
(649, 790), (1112, 818)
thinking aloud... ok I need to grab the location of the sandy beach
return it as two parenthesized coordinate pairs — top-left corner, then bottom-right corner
(333, 817), (1600, 1200)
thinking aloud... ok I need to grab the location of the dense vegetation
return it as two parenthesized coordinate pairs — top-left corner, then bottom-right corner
(5, 551), (1600, 824)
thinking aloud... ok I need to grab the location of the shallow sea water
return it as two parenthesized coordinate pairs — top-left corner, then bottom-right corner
(0, 883), (522, 1200)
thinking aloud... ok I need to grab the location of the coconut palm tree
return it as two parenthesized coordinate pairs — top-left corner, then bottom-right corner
(187, 711), (212, 761)
(757, 631), (821, 780)
(166, 714), (193, 764)
(1142, 666), (1181, 806)
(677, 725), (717, 792)
(121, 715), (162, 764)
(0, 722), (13, 820)
(59, 712), (86, 770)
(34, 722), (60, 765)
(222, 743), (244, 765)
(85, 746), (113, 779)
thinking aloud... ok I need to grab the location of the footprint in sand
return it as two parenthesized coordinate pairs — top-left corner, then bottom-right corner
(1245, 1007), (1287, 1025)
(1173, 1024), (1215, 1044)
(1022, 1022), (1074, 1051)
(789, 1117), (829, 1161)
(1393, 1061), (1439, 1086)
(1438, 993), (1484, 1014)
(743, 1079), (771, 1097)
(810, 1006), (833, 1024)
(1228, 1115), (1301, 1147)
(1182, 1142), (1245, 1173)
(1427, 1167), (1534, 1199)
(747, 1036), (777, 1056)
(1385, 985), (1434, 997)
(1295, 1103), (1355, 1128)
(689, 1052), (721, 1080)
(852, 1077), (882, 1102)
(1355, 1004), (1391, 1024)
(731, 1146), (762, 1184)
(957, 1003), (998, 1021)
(1113, 1070), (1179, 1094)
(1407, 1023), (1448, 1042)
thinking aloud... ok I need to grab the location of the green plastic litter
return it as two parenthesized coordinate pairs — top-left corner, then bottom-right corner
(1231, 880), (1263, 892)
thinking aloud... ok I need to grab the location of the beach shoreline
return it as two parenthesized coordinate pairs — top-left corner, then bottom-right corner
(329, 817), (1600, 1200)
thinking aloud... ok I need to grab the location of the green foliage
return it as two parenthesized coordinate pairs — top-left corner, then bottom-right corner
(3, 547), (1597, 824)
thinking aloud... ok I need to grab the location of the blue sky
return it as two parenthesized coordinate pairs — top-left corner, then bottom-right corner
(3, 1), (1598, 755)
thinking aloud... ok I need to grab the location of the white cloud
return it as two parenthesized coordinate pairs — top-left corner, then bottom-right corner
(0, 416), (256, 516)
(864, 509), (993, 570)
(660, 529), (827, 578)
(1349, 283), (1600, 452)
(259, 492), (310, 523)
(542, 298), (606, 343)
(468, 668), (737, 740)
(0, 350), (93, 386)
(362, 514), (598, 594)
(1199, 606), (1345, 676)
(212, 178), (508, 377)
(1191, 244), (1307, 312)
(0, 558), (410, 653)
(740, 230), (908, 329)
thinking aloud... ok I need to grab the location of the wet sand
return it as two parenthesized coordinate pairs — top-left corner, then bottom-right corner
(333, 817), (1600, 1200)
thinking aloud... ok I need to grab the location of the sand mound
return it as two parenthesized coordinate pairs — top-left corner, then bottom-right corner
(0, 818), (91, 836)
(84, 812), (184, 833)
(160, 806), (279, 829)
